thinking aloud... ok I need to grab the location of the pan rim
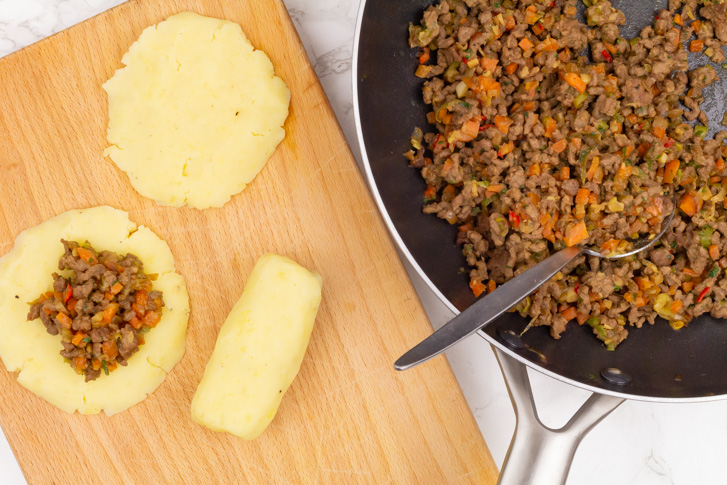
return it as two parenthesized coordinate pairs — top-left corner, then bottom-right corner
(351, 0), (727, 403)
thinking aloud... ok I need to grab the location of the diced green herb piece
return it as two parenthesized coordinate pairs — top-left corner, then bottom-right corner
(699, 226), (714, 248)
(101, 360), (109, 376)
(573, 93), (588, 108)
(444, 60), (461, 83)
(708, 266), (720, 278)
(695, 125), (709, 138)
(82, 337), (91, 344)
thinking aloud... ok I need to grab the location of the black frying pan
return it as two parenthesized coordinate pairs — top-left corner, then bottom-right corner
(353, 0), (727, 402)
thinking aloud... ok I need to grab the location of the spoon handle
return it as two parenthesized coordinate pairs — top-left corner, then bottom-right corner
(394, 245), (584, 370)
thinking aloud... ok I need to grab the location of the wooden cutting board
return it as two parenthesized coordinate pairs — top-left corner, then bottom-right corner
(0, 0), (498, 483)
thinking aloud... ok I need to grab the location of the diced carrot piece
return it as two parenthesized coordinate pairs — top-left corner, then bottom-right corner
(504, 16), (516, 30)
(73, 356), (87, 371)
(679, 193), (698, 216)
(505, 62), (518, 74)
(519, 37), (534, 51)
(92, 359), (102, 371)
(487, 280), (497, 294)
(552, 139), (568, 154)
(585, 157), (600, 181)
(692, 20), (702, 32)
(494, 115), (513, 134)
(600, 239), (620, 252)
(682, 281), (695, 292)
(670, 300), (683, 314)
(102, 340), (119, 360)
(143, 311), (162, 328)
(542, 116), (556, 138)
(633, 277), (654, 290)
(645, 196), (664, 217)
(424, 185), (437, 201)
(481, 57), (498, 72)
(615, 163), (632, 179)
(528, 192), (541, 205)
(564, 72), (586, 93)
(536, 37), (559, 53)
(709, 245), (720, 260)
(571, 137), (582, 150)
(527, 163), (541, 176)
(57, 312), (73, 329)
(634, 292), (647, 307)
(575, 188), (590, 205)
(71, 332), (87, 347)
(559, 166), (570, 180)
(637, 142), (651, 157)
(419, 48), (430, 64)
(690, 40), (704, 52)
(109, 282), (123, 296)
(564, 221), (589, 247)
(498, 141), (515, 157)
(652, 126), (666, 141)
(102, 303), (119, 324)
(716, 158), (725, 172)
(459, 118), (481, 141)
(442, 184), (456, 201)
(576, 312), (589, 325)
(129, 316), (143, 330)
(76, 247), (95, 263)
(486, 184), (506, 194)
(674, 14), (683, 26)
(459, 223), (473, 233)
(522, 101), (537, 111)
(682, 268), (700, 277)
(561, 306), (578, 321)
(470, 279), (486, 297)
(663, 160), (680, 184)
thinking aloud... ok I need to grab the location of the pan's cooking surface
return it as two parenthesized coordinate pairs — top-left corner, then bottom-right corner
(355, 0), (727, 400)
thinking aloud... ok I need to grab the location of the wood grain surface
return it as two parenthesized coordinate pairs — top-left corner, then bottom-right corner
(0, 0), (499, 483)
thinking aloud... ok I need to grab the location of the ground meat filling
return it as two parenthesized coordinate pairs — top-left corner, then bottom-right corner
(27, 240), (165, 381)
(407, 0), (727, 350)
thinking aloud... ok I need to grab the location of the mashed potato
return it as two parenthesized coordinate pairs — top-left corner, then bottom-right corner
(0, 206), (189, 415)
(103, 12), (290, 209)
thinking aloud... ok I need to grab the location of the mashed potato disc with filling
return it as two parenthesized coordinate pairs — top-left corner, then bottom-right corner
(103, 12), (291, 209)
(0, 206), (189, 415)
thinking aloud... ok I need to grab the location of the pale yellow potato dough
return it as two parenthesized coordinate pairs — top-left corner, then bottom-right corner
(0, 206), (190, 415)
(191, 254), (322, 439)
(103, 12), (291, 209)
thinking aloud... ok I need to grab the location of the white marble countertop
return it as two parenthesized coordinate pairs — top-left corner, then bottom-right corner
(1, 1), (726, 484)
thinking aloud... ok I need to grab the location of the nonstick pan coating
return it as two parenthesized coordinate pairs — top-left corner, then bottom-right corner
(354, 0), (727, 401)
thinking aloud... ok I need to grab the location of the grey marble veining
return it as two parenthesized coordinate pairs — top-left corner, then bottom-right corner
(1, 1), (726, 484)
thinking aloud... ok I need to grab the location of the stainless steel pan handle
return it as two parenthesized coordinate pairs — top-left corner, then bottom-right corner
(494, 349), (625, 485)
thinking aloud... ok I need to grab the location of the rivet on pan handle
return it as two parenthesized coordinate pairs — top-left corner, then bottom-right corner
(494, 348), (625, 485)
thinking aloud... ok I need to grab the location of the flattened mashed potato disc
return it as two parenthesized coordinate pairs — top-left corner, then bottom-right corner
(0, 206), (190, 415)
(103, 12), (291, 209)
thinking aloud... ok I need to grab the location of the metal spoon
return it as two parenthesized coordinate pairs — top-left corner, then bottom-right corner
(394, 194), (678, 371)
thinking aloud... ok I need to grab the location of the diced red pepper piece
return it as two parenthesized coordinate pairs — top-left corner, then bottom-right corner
(601, 49), (613, 63)
(697, 287), (711, 303)
(509, 209), (521, 226)
(664, 138), (674, 148)
(63, 284), (73, 303)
